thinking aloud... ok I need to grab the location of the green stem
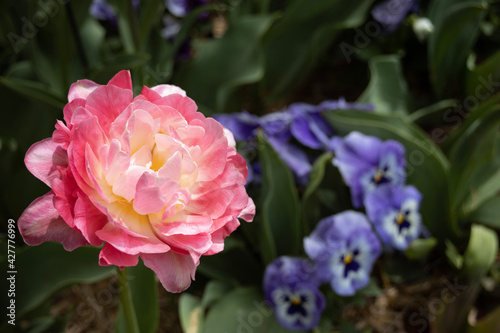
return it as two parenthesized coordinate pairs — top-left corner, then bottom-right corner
(117, 267), (140, 333)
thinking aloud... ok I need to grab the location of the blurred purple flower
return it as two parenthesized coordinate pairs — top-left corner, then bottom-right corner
(90, 0), (140, 25)
(166, 0), (209, 18)
(365, 185), (422, 250)
(332, 131), (406, 208)
(90, 0), (117, 25)
(371, 0), (419, 32)
(215, 99), (373, 184)
(304, 211), (381, 296)
(263, 257), (326, 330)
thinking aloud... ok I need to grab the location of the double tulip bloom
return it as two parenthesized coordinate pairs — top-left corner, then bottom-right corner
(19, 71), (255, 292)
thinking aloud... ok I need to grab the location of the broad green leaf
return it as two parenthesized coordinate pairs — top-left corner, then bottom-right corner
(201, 280), (232, 308)
(261, 0), (375, 101)
(176, 15), (274, 113)
(14, 243), (115, 317)
(88, 53), (151, 83)
(179, 293), (204, 333)
(258, 134), (301, 263)
(428, 1), (488, 96)
(447, 98), (500, 210)
(197, 237), (262, 285)
(115, 260), (159, 333)
(466, 49), (500, 98)
(445, 240), (464, 269)
(408, 99), (458, 126)
(466, 196), (500, 229)
(80, 18), (105, 65)
(404, 238), (438, 260)
(0, 76), (65, 109)
(358, 55), (411, 115)
(202, 287), (303, 333)
(463, 224), (498, 280)
(325, 111), (458, 241)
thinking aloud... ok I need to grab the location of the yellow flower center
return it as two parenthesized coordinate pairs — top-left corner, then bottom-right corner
(374, 170), (383, 183)
(291, 296), (301, 305)
(396, 214), (405, 224)
(343, 254), (353, 264)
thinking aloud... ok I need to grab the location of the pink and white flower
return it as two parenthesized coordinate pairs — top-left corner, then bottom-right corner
(19, 70), (255, 292)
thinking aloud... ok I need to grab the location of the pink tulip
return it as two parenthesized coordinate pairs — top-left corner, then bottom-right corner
(19, 70), (255, 292)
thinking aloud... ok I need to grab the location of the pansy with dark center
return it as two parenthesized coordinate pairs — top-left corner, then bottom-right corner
(332, 131), (406, 208)
(263, 257), (326, 330)
(304, 211), (381, 296)
(215, 100), (373, 184)
(365, 185), (423, 250)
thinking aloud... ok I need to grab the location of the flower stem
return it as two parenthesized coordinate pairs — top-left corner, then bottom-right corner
(117, 267), (140, 333)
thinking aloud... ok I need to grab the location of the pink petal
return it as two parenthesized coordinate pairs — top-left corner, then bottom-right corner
(163, 233), (212, 265)
(156, 214), (213, 236)
(96, 223), (171, 255)
(85, 85), (134, 133)
(238, 197), (255, 222)
(133, 173), (179, 215)
(68, 79), (99, 102)
(112, 166), (149, 201)
(99, 243), (139, 268)
(107, 70), (133, 91)
(52, 168), (79, 227)
(205, 216), (240, 255)
(188, 185), (239, 219)
(63, 98), (86, 126)
(18, 191), (88, 251)
(73, 196), (108, 246)
(25, 138), (68, 187)
(141, 251), (196, 293)
(151, 84), (186, 97)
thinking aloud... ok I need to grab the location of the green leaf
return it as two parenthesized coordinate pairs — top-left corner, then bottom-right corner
(466, 196), (500, 229)
(115, 260), (159, 333)
(447, 98), (500, 211)
(202, 287), (303, 333)
(408, 99), (458, 126)
(404, 237), (438, 260)
(197, 237), (262, 285)
(466, 49), (500, 98)
(179, 293), (204, 333)
(0, 76), (65, 109)
(302, 152), (333, 231)
(358, 55), (411, 115)
(428, 1), (488, 96)
(325, 111), (458, 241)
(201, 280), (232, 308)
(445, 240), (464, 269)
(261, 0), (375, 101)
(14, 243), (115, 317)
(176, 15), (275, 113)
(257, 133), (301, 264)
(463, 224), (498, 280)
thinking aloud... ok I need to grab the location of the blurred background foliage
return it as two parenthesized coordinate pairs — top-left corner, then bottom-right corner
(1, 0), (500, 332)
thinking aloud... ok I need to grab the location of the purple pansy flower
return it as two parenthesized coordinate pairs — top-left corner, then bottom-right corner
(365, 185), (422, 250)
(215, 100), (373, 184)
(263, 257), (326, 330)
(304, 211), (382, 296)
(332, 131), (406, 208)
(90, 0), (140, 25)
(166, 0), (209, 18)
(371, 0), (419, 32)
